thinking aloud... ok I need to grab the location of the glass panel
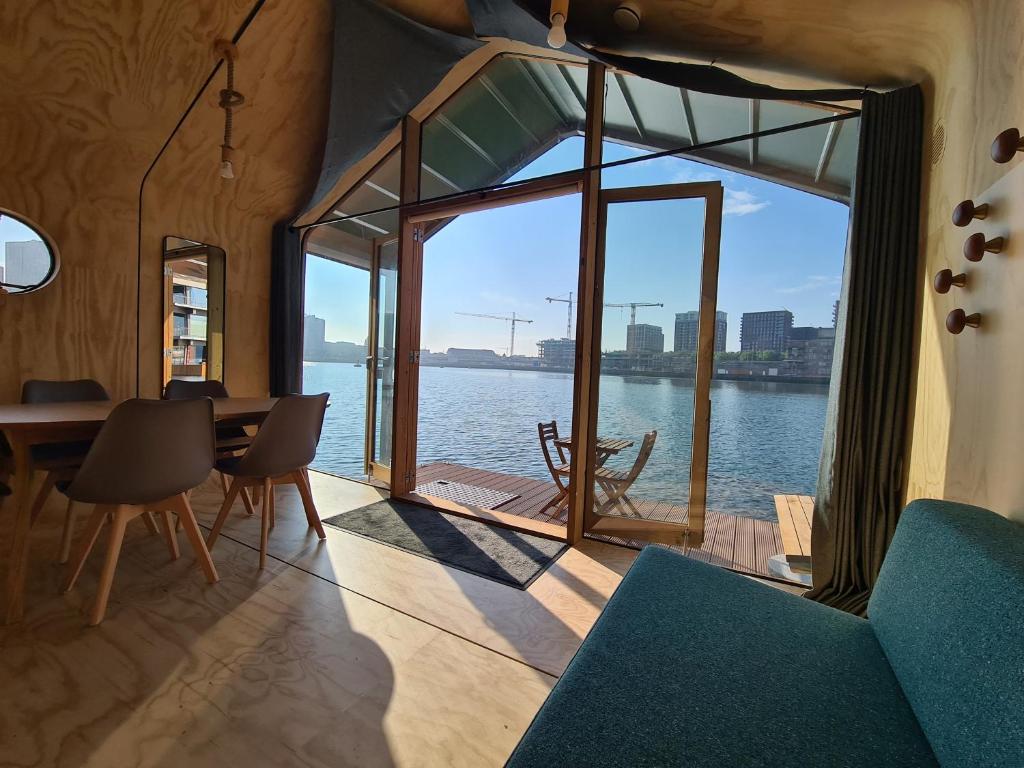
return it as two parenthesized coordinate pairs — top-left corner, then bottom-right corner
(415, 192), (582, 514)
(319, 148), (401, 238)
(595, 197), (707, 519)
(302, 223), (372, 481)
(1, 210), (58, 293)
(162, 237), (225, 384)
(420, 55), (586, 201)
(373, 239), (398, 469)
(602, 69), (859, 201)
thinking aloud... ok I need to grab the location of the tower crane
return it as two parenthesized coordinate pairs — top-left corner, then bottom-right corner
(454, 311), (534, 357)
(603, 301), (664, 325)
(545, 292), (574, 339)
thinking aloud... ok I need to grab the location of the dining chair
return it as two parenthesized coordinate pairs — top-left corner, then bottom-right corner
(537, 420), (572, 518)
(163, 378), (255, 504)
(594, 431), (658, 517)
(63, 398), (219, 625)
(206, 393), (329, 569)
(22, 379), (113, 563)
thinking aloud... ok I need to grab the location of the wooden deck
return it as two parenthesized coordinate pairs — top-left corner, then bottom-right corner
(774, 493), (814, 572)
(416, 462), (789, 582)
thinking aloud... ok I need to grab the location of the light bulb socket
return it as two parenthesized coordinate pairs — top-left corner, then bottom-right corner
(219, 161), (234, 180)
(547, 13), (567, 48)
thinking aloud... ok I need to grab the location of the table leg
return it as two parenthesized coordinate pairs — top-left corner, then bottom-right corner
(4, 436), (34, 624)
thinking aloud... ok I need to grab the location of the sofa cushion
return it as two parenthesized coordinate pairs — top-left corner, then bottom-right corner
(508, 547), (936, 768)
(868, 500), (1024, 767)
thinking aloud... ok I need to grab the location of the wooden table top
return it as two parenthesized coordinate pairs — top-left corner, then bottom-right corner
(0, 397), (278, 431)
(554, 436), (635, 453)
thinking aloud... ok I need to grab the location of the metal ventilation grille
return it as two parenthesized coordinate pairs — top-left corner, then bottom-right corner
(930, 121), (946, 166)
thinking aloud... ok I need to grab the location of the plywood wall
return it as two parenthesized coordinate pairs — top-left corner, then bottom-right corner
(0, 0), (330, 402)
(905, 0), (1024, 521)
(138, 0), (332, 397)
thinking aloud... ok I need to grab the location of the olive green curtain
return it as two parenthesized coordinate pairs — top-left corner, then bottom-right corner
(808, 85), (923, 615)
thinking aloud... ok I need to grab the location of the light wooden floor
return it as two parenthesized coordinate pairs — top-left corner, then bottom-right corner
(0, 470), (638, 767)
(416, 461), (787, 580)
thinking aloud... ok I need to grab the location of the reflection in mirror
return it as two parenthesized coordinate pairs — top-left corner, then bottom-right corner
(162, 237), (225, 385)
(0, 209), (60, 294)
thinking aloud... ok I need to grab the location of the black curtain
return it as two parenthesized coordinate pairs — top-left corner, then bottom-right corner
(269, 222), (305, 396)
(808, 86), (923, 614)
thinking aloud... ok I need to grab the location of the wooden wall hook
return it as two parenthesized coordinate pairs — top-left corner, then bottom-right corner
(946, 308), (981, 334)
(963, 233), (1005, 262)
(933, 268), (967, 293)
(952, 199), (989, 227)
(991, 128), (1023, 164)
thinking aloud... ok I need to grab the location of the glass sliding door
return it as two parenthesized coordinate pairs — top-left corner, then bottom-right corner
(368, 238), (398, 483)
(584, 182), (723, 546)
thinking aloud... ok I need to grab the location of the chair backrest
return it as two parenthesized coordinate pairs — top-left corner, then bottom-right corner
(66, 398), (215, 505)
(538, 420), (568, 471)
(22, 378), (109, 404)
(163, 378), (230, 400)
(234, 393), (329, 478)
(625, 431), (658, 482)
(868, 500), (1024, 767)
(0, 480), (10, 497)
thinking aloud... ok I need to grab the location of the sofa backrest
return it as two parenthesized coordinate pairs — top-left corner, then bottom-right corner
(868, 499), (1024, 767)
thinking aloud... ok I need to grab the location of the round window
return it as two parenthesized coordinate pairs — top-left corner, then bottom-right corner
(0, 209), (60, 294)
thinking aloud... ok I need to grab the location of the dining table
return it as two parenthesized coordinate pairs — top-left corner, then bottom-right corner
(554, 435), (635, 467)
(0, 396), (278, 624)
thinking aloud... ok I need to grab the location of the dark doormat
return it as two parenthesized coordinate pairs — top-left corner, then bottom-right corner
(322, 500), (567, 589)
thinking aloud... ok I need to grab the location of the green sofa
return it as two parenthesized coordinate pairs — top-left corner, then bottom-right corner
(506, 500), (1024, 767)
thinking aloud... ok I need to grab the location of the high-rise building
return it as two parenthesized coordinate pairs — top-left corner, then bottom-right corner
(674, 310), (727, 353)
(740, 310), (793, 352)
(626, 323), (664, 354)
(787, 326), (837, 378)
(303, 314), (327, 357)
(4, 240), (50, 288)
(537, 338), (575, 368)
(833, 299), (840, 326)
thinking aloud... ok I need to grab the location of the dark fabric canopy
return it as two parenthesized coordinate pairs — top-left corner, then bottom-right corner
(301, 0), (482, 217)
(808, 86), (923, 614)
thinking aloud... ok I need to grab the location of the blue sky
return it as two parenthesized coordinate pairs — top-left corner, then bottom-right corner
(306, 137), (850, 354)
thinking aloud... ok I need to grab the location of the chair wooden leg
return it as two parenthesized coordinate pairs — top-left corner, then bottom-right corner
(58, 498), (76, 564)
(268, 485), (276, 529)
(172, 493), (218, 584)
(29, 471), (57, 526)
(294, 470), (326, 540)
(206, 477), (242, 550)
(87, 505), (131, 625)
(219, 471), (229, 495)
(239, 487), (255, 516)
(158, 509), (180, 560)
(251, 485), (262, 507)
(64, 504), (112, 593)
(141, 510), (159, 535)
(259, 477), (272, 569)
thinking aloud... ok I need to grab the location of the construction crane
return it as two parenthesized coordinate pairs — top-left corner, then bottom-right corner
(545, 292), (574, 339)
(454, 311), (534, 357)
(604, 301), (664, 325)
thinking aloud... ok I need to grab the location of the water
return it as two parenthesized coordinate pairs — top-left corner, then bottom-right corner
(304, 362), (828, 520)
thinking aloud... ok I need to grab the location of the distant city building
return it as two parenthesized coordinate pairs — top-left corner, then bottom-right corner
(786, 326), (836, 378)
(740, 310), (793, 352)
(4, 240), (50, 288)
(833, 299), (840, 327)
(303, 314), (327, 356)
(446, 348), (500, 364)
(674, 310), (726, 353)
(537, 338), (575, 368)
(626, 323), (664, 354)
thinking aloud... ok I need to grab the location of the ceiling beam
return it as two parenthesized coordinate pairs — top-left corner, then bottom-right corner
(557, 64), (587, 114)
(478, 74), (541, 144)
(678, 88), (698, 146)
(615, 73), (647, 143)
(511, 57), (570, 126)
(332, 210), (390, 235)
(422, 162), (462, 193)
(436, 114), (501, 171)
(365, 180), (399, 201)
(815, 117), (841, 182)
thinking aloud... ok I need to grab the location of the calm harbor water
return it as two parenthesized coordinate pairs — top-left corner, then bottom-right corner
(303, 362), (828, 520)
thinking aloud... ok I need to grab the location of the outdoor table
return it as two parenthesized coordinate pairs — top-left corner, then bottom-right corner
(554, 435), (635, 466)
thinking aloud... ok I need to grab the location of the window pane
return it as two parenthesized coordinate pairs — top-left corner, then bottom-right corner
(420, 55), (587, 201)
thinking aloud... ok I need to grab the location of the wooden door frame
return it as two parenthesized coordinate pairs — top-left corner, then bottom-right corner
(582, 181), (724, 548)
